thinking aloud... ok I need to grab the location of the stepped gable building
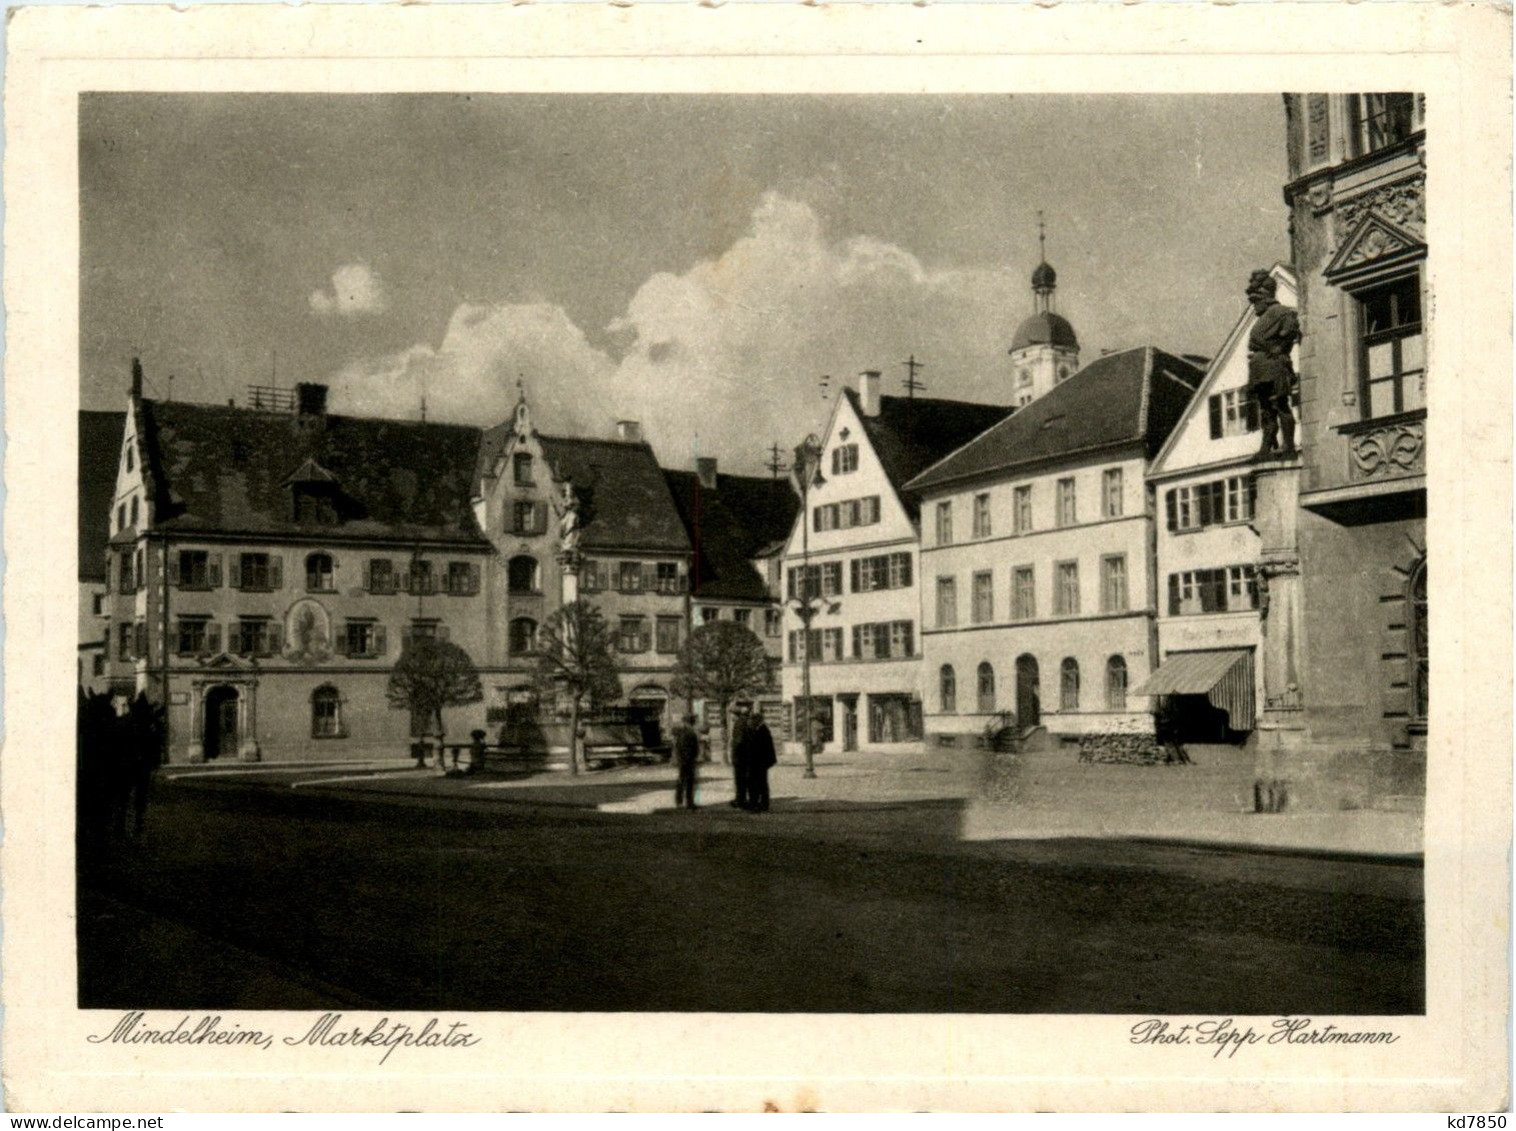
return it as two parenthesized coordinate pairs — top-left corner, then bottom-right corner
(907, 346), (1203, 744)
(1142, 264), (1298, 743)
(780, 369), (1013, 755)
(79, 409), (126, 694)
(664, 458), (799, 725)
(1267, 93), (1426, 808)
(474, 397), (692, 727)
(104, 372), (493, 763)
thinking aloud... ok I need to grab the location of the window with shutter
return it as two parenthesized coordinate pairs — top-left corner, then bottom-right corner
(1208, 394), (1223, 439)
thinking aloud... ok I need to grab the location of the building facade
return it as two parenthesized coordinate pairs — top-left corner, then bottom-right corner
(908, 347), (1204, 742)
(104, 377), (494, 763)
(79, 409), (125, 695)
(1280, 92), (1427, 805)
(1143, 265), (1299, 741)
(779, 372), (1012, 754)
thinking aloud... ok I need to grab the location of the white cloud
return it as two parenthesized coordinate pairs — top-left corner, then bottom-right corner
(329, 192), (1025, 472)
(310, 263), (387, 317)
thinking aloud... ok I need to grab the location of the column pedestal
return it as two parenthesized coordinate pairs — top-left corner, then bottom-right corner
(1252, 454), (1307, 812)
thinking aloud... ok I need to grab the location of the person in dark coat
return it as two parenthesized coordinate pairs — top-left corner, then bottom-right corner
(127, 693), (164, 839)
(743, 713), (778, 813)
(673, 713), (701, 810)
(728, 705), (752, 810)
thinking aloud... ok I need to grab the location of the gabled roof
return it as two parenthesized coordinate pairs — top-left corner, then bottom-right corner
(843, 389), (1015, 517)
(906, 346), (1204, 492)
(664, 470), (798, 602)
(539, 435), (692, 553)
(137, 399), (488, 544)
(79, 410), (126, 579)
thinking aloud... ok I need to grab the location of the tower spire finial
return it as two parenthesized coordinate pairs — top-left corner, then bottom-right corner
(1037, 210), (1046, 263)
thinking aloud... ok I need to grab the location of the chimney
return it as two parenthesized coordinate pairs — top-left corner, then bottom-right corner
(296, 382), (328, 419)
(615, 420), (642, 443)
(859, 370), (882, 417)
(696, 456), (718, 490)
(130, 358), (144, 399)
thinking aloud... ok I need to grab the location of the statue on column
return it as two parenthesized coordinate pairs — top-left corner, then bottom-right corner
(1246, 269), (1302, 458)
(555, 481), (582, 556)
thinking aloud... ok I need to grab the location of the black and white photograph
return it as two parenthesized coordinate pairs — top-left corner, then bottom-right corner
(4, 2), (1508, 1113)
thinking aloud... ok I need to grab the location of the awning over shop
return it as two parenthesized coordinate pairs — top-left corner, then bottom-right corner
(1132, 649), (1256, 730)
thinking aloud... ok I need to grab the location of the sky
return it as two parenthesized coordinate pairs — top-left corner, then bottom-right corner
(81, 93), (1290, 475)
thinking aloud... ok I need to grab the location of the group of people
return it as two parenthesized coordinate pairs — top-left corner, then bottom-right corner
(671, 702), (777, 812)
(77, 689), (165, 850)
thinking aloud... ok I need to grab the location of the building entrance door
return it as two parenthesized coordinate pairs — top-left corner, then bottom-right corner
(203, 685), (239, 761)
(1015, 655), (1041, 729)
(841, 699), (858, 752)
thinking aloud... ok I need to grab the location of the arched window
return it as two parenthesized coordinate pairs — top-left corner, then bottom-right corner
(1411, 559), (1428, 721)
(1057, 365), (1071, 383)
(1060, 658), (1081, 710)
(311, 685), (342, 738)
(977, 662), (995, 713)
(509, 617), (538, 656)
(939, 665), (957, 714)
(305, 552), (334, 591)
(1105, 655), (1127, 710)
(129, 496), (139, 526)
(508, 555), (540, 594)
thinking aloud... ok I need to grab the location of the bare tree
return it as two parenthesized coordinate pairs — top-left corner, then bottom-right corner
(530, 599), (622, 776)
(386, 637), (483, 749)
(671, 620), (774, 766)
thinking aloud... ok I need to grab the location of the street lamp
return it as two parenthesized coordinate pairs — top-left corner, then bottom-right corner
(789, 434), (826, 780)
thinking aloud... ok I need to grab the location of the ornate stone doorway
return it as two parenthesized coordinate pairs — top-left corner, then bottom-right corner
(203, 685), (240, 761)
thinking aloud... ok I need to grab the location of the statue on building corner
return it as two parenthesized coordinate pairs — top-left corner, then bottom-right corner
(1246, 269), (1302, 458)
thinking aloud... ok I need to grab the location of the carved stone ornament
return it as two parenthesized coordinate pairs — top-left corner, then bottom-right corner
(282, 598), (333, 664)
(1350, 419), (1426, 480)
(1334, 179), (1425, 244)
(1344, 225), (1409, 269)
(1306, 183), (1332, 213)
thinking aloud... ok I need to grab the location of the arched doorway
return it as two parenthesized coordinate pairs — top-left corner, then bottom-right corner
(1015, 654), (1041, 728)
(203, 685), (239, 761)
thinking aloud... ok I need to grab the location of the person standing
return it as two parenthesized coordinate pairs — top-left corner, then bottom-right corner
(673, 713), (701, 810)
(745, 711), (777, 813)
(728, 704), (752, 810)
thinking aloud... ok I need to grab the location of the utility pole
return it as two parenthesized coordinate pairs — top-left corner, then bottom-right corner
(765, 442), (786, 479)
(789, 435), (826, 779)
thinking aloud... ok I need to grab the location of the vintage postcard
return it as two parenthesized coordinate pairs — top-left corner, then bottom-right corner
(3, 2), (1510, 1113)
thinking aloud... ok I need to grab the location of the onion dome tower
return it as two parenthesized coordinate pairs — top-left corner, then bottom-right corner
(1009, 214), (1080, 407)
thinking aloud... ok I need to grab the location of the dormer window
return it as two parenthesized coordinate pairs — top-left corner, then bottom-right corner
(286, 459), (342, 526)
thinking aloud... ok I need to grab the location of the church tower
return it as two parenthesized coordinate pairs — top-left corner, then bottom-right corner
(1008, 215), (1080, 407)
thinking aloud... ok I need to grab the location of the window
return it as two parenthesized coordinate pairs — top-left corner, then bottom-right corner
(1167, 565), (1258, 615)
(306, 553), (334, 592)
(972, 493), (992, 538)
(312, 686), (343, 739)
(236, 553), (277, 591)
(508, 555), (539, 594)
(509, 617), (537, 656)
(1101, 555), (1129, 614)
(1060, 658), (1081, 711)
(233, 617), (276, 657)
(936, 576), (958, 628)
(851, 621), (915, 660)
(1358, 273), (1425, 419)
(654, 562), (681, 594)
(656, 616), (682, 654)
(1101, 469), (1124, 519)
(93, 654), (105, 677)
(407, 560), (434, 596)
(92, 593), (105, 616)
(117, 552), (134, 594)
(1056, 478), (1077, 527)
(701, 607), (720, 624)
(175, 617), (212, 656)
(821, 562), (843, 598)
(814, 504), (839, 532)
(117, 623), (133, 662)
(174, 550), (216, 589)
(868, 694), (922, 744)
(130, 497), (139, 527)
(887, 553), (911, 589)
(1012, 566), (1036, 621)
(1349, 93), (1417, 157)
(1057, 365), (1072, 384)
(135, 549), (145, 593)
(977, 662), (995, 713)
(888, 622), (913, 659)
(1016, 367), (1032, 389)
(788, 565), (821, 602)
(935, 501), (953, 546)
(513, 452), (534, 485)
(851, 552), (911, 593)
(1167, 478), (1253, 532)
(578, 560), (602, 592)
(1225, 476), (1255, 524)
(116, 503), (126, 533)
(764, 608), (782, 638)
(820, 628), (844, 662)
(1410, 559), (1428, 722)
(1013, 486), (1032, 534)
(822, 496), (880, 531)
(940, 665), (957, 713)
(134, 620), (148, 662)
(511, 500), (547, 535)
(367, 559), (397, 594)
(1054, 561), (1080, 616)
(733, 608), (752, 628)
(1106, 656), (1128, 710)
(619, 561), (644, 592)
(794, 696), (834, 745)
(972, 571), (994, 624)
(445, 561), (480, 596)
(126, 444), (134, 472)
(831, 443), (859, 474)
(618, 616), (650, 654)
(1208, 389), (1261, 439)
(344, 621), (386, 658)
